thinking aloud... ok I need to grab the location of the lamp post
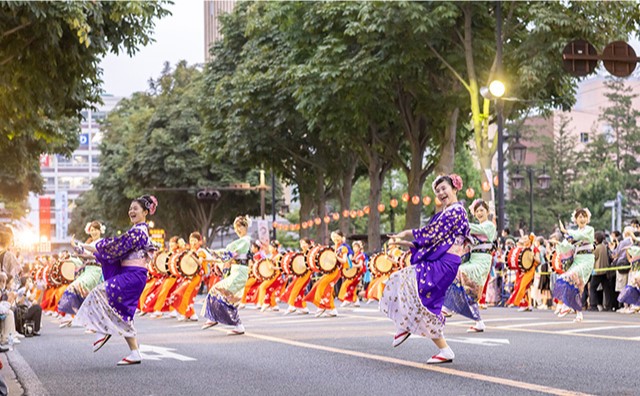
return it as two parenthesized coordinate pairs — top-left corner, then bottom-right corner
(510, 139), (551, 232)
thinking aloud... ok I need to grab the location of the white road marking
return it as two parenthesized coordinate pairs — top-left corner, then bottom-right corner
(446, 337), (511, 346)
(557, 325), (640, 334)
(139, 344), (197, 362)
(448, 317), (541, 325)
(496, 320), (605, 329)
(386, 333), (510, 347)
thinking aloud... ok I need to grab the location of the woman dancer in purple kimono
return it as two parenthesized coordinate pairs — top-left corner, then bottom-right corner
(381, 174), (470, 364)
(74, 195), (158, 366)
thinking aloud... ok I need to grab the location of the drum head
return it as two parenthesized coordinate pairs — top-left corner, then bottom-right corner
(155, 251), (170, 274)
(374, 255), (394, 275)
(257, 259), (276, 280)
(281, 252), (295, 276)
(520, 249), (534, 271)
(318, 249), (337, 273)
(180, 254), (200, 277)
(342, 266), (358, 279)
(60, 261), (76, 282)
(291, 254), (307, 276)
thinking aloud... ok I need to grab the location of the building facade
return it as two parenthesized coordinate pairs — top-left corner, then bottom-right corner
(204, 0), (236, 61)
(26, 95), (122, 246)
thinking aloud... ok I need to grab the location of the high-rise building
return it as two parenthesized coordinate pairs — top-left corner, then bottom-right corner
(26, 95), (122, 247)
(204, 0), (236, 61)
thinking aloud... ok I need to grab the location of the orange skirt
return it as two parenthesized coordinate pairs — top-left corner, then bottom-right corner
(338, 274), (362, 303)
(170, 275), (202, 317)
(304, 268), (341, 310)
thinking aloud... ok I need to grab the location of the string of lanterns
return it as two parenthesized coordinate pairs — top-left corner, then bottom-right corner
(272, 176), (500, 232)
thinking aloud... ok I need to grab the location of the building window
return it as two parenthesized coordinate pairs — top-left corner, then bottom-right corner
(579, 132), (589, 143)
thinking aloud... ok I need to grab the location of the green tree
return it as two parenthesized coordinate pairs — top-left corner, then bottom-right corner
(0, 1), (170, 205)
(71, 62), (259, 240)
(426, 1), (640, 203)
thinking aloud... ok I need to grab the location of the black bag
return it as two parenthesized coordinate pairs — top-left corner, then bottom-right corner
(13, 304), (29, 335)
(616, 255), (630, 275)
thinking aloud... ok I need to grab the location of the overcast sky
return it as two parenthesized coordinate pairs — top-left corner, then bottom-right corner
(100, 0), (204, 98)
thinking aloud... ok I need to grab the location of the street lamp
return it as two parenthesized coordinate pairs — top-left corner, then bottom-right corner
(511, 166), (551, 233)
(481, 77), (506, 234)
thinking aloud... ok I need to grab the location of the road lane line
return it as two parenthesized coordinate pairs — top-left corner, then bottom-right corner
(447, 317), (541, 325)
(557, 325), (640, 334)
(226, 330), (592, 396)
(494, 321), (605, 329)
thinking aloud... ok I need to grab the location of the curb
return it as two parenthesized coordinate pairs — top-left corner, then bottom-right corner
(5, 348), (48, 396)
(0, 350), (23, 396)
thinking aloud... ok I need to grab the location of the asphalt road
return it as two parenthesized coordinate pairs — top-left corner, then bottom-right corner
(7, 300), (640, 396)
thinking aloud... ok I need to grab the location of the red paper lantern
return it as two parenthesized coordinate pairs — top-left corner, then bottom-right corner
(363, 206), (370, 215)
(302, 222), (308, 229)
(401, 193), (410, 202)
(272, 221), (278, 228)
(423, 196), (431, 206)
(314, 217), (321, 225)
(323, 216), (331, 224)
(342, 210), (349, 218)
(482, 181), (491, 192)
(411, 195), (420, 205)
(390, 198), (398, 208)
(466, 188), (475, 199)
(332, 212), (340, 221)
(378, 203), (385, 213)
(493, 175), (499, 187)
(349, 210), (357, 219)
(357, 210), (364, 217)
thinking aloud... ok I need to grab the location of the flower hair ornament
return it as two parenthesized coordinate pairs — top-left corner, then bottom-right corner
(85, 222), (106, 235)
(468, 199), (484, 215)
(572, 207), (591, 223)
(431, 173), (464, 191)
(137, 195), (158, 215)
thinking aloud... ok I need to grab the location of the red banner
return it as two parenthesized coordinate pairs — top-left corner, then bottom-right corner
(39, 197), (51, 241)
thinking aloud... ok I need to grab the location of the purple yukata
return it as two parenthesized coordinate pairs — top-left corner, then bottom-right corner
(74, 223), (155, 337)
(380, 202), (469, 339)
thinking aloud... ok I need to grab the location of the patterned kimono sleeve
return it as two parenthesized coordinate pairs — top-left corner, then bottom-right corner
(95, 227), (149, 261)
(470, 221), (497, 242)
(226, 236), (251, 256)
(412, 205), (469, 248)
(568, 226), (595, 244)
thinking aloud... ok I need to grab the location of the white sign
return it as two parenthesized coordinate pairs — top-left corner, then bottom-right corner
(139, 344), (197, 362)
(256, 219), (270, 245)
(446, 337), (510, 347)
(55, 190), (68, 241)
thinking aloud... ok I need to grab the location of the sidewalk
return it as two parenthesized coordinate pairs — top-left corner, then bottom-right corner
(0, 350), (23, 396)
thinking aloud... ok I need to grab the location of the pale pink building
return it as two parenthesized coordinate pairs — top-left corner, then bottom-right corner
(520, 75), (640, 166)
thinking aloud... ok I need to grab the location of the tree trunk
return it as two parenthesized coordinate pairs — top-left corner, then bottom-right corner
(367, 154), (385, 252)
(315, 172), (328, 245)
(338, 159), (357, 235)
(435, 108), (459, 175)
(299, 191), (313, 239)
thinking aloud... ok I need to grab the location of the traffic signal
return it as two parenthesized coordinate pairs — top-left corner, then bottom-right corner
(196, 189), (221, 201)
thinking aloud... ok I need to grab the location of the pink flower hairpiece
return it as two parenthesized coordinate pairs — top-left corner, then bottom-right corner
(148, 195), (158, 215)
(449, 174), (463, 190)
(431, 173), (463, 191)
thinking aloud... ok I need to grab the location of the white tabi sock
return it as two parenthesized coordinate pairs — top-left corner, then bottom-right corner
(439, 346), (455, 360)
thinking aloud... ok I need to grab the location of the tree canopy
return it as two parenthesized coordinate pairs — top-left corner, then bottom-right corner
(0, 1), (170, 211)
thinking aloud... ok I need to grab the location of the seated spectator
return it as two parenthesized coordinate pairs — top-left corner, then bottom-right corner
(14, 276), (42, 336)
(0, 272), (19, 347)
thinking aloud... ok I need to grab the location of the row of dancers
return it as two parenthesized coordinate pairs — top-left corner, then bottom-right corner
(32, 178), (640, 366)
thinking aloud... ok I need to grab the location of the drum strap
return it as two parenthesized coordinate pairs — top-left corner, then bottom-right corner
(471, 243), (493, 252)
